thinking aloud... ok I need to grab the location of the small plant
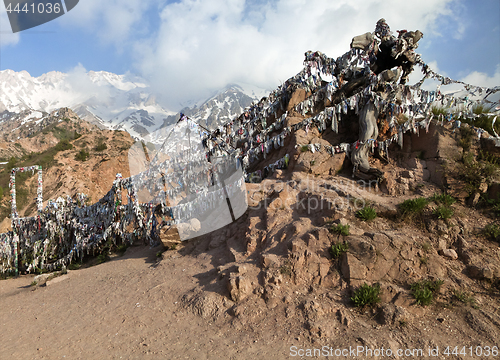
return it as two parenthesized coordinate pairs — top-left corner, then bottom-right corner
(170, 244), (177, 250)
(330, 242), (349, 258)
(458, 152), (498, 196)
(54, 139), (73, 152)
(330, 223), (350, 236)
(96, 252), (109, 264)
(453, 290), (478, 308)
(116, 244), (128, 255)
(156, 251), (164, 258)
(356, 206), (377, 221)
(430, 193), (456, 206)
(483, 223), (500, 242)
(30, 280), (37, 287)
(399, 197), (429, 216)
(458, 126), (475, 151)
(351, 283), (381, 307)
(75, 149), (89, 162)
(68, 262), (81, 270)
(433, 205), (454, 220)
(420, 256), (428, 265)
(300, 145), (309, 152)
(410, 279), (444, 306)
(421, 242), (432, 252)
(413, 286), (433, 306)
(431, 105), (449, 117)
(94, 141), (108, 152)
(280, 263), (292, 277)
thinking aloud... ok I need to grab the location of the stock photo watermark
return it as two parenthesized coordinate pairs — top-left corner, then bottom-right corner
(3, 0), (79, 33)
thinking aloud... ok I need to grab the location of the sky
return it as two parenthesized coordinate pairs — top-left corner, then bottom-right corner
(0, 0), (499, 111)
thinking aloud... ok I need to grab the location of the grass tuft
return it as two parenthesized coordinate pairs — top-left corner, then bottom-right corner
(351, 283), (381, 307)
(356, 206), (377, 221)
(329, 223), (350, 236)
(410, 279), (444, 306)
(330, 242), (349, 258)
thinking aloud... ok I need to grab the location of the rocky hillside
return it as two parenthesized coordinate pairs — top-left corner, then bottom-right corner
(0, 69), (268, 140)
(1, 19), (499, 356)
(0, 108), (134, 232)
(156, 84), (500, 354)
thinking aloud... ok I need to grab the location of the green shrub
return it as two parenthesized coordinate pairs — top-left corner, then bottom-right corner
(96, 252), (108, 264)
(458, 126), (475, 151)
(356, 206), (377, 221)
(300, 145), (309, 152)
(94, 141), (107, 152)
(412, 286), (433, 306)
(330, 223), (350, 236)
(484, 223), (500, 242)
(411, 279), (443, 306)
(431, 106), (448, 117)
(399, 198), (429, 216)
(351, 283), (381, 307)
(458, 152), (499, 195)
(433, 205), (454, 220)
(54, 139), (73, 152)
(453, 290), (478, 308)
(330, 242), (349, 258)
(460, 105), (499, 136)
(430, 193), (456, 206)
(75, 149), (89, 162)
(6, 157), (17, 170)
(0, 186), (3, 201)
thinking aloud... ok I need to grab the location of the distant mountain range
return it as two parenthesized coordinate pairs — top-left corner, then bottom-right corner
(0, 69), (270, 140)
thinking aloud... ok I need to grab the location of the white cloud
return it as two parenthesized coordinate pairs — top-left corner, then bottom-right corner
(10, 0), (477, 111)
(460, 64), (500, 89)
(59, 0), (150, 45)
(0, 4), (20, 47)
(64, 63), (112, 104)
(133, 0), (462, 110)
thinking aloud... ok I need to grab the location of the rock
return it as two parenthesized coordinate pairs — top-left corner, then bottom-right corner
(46, 274), (69, 286)
(336, 218), (349, 227)
(467, 192), (481, 207)
(436, 220), (448, 235)
(440, 249), (458, 260)
(337, 308), (352, 327)
(340, 253), (367, 281)
(262, 253), (280, 268)
(487, 182), (500, 201)
(467, 265), (494, 280)
(228, 274), (252, 302)
(378, 303), (408, 325)
(189, 218), (201, 232)
(437, 238), (448, 251)
(33, 273), (51, 285)
(182, 291), (225, 321)
(321, 272), (340, 288)
(209, 235), (225, 249)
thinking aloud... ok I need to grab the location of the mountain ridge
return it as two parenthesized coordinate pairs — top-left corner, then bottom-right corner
(0, 69), (271, 140)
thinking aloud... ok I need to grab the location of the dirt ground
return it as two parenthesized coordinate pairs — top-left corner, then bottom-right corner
(1, 226), (499, 360)
(0, 245), (295, 359)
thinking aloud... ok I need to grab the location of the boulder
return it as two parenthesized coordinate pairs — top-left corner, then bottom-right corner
(440, 249), (458, 260)
(227, 274), (252, 302)
(467, 265), (494, 280)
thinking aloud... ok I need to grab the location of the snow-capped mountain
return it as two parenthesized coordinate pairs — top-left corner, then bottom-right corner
(0, 69), (175, 139)
(159, 83), (269, 132)
(0, 69), (270, 140)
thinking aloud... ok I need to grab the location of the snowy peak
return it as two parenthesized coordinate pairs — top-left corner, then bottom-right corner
(0, 69), (270, 140)
(0, 69), (175, 139)
(170, 82), (270, 130)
